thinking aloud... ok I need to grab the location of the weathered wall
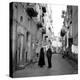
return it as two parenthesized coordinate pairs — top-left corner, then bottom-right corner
(72, 6), (78, 46)
(12, 2), (43, 64)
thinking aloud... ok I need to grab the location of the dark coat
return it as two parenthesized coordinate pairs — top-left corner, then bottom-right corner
(46, 47), (52, 68)
(38, 47), (45, 67)
(46, 48), (52, 58)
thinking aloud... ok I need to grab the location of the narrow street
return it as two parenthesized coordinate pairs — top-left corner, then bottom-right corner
(13, 54), (78, 77)
(10, 3), (78, 78)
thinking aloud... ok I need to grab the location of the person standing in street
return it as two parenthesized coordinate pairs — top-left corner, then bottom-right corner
(46, 40), (52, 68)
(38, 47), (45, 67)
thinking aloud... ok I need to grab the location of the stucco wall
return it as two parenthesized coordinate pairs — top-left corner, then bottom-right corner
(72, 6), (78, 45)
(12, 2), (42, 62)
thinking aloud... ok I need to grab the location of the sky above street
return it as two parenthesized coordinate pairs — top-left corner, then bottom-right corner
(50, 4), (66, 37)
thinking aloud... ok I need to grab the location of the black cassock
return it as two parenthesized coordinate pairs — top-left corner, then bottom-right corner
(38, 47), (45, 67)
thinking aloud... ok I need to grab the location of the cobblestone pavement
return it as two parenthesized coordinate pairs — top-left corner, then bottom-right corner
(13, 54), (78, 78)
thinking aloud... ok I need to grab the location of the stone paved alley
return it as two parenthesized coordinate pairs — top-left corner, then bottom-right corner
(13, 54), (78, 78)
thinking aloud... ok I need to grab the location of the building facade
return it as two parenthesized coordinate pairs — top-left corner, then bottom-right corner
(61, 5), (78, 61)
(10, 2), (53, 73)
